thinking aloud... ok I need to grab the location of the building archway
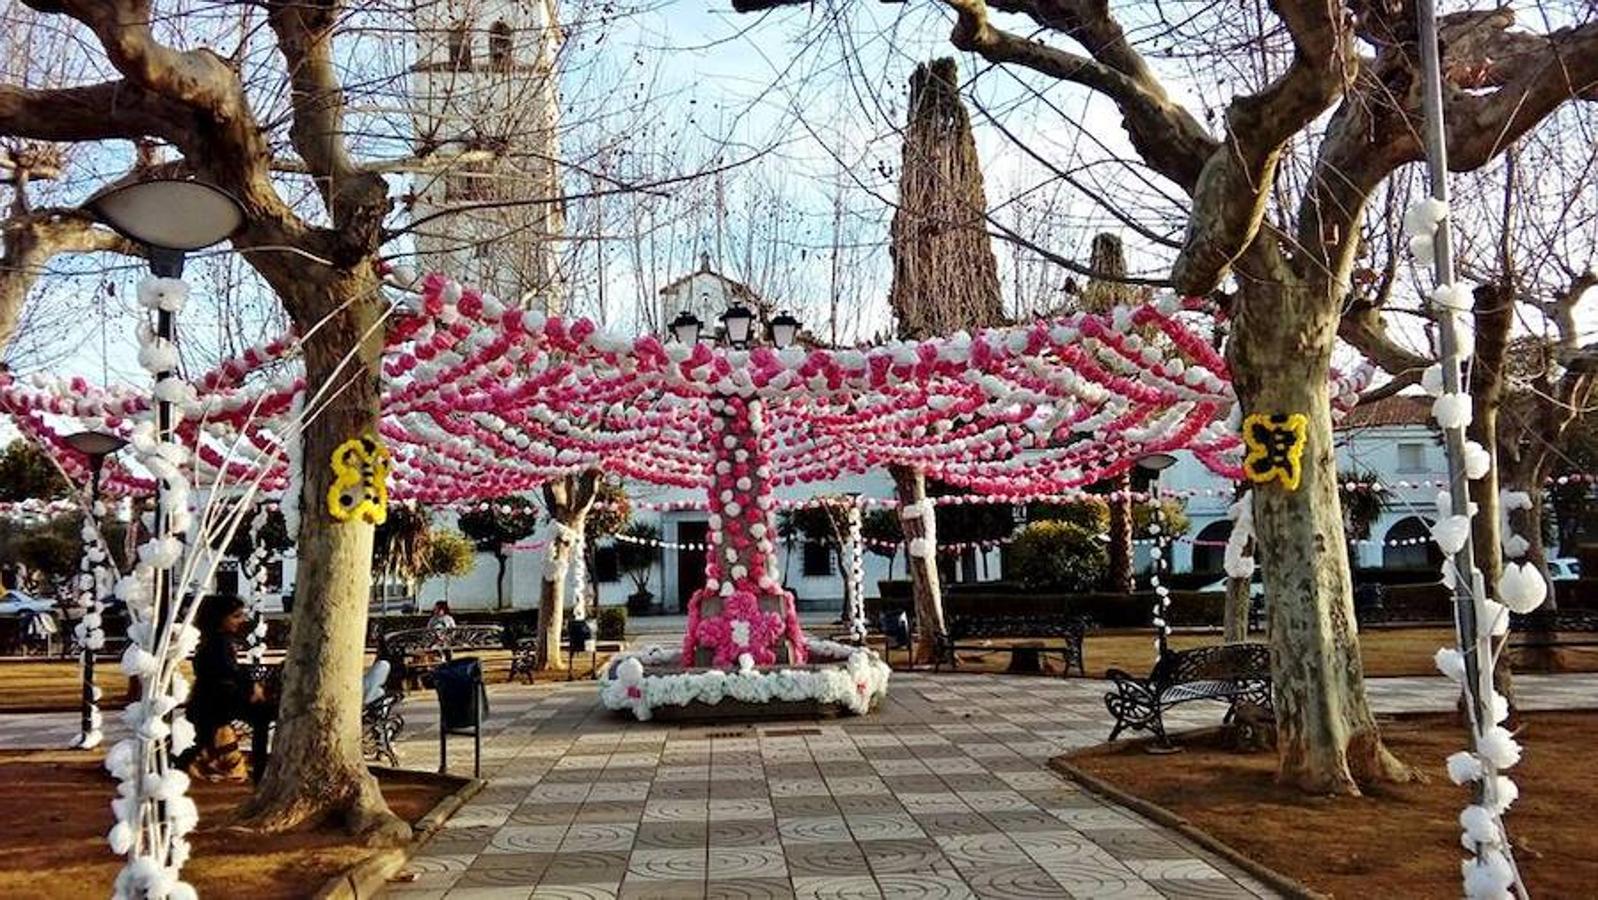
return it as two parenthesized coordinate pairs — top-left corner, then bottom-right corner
(1191, 520), (1232, 576)
(1382, 516), (1443, 570)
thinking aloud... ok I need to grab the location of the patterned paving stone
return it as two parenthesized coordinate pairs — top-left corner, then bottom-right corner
(13, 670), (1564, 898)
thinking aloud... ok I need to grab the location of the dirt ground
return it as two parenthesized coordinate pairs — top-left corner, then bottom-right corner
(0, 648), (615, 713)
(0, 750), (460, 900)
(1065, 710), (1598, 899)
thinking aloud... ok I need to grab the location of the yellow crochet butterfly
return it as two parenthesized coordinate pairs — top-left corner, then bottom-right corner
(328, 436), (391, 524)
(1242, 413), (1308, 491)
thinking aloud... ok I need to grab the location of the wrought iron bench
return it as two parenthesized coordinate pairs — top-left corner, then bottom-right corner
(1104, 642), (1272, 747)
(1510, 608), (1598, 650)
(379, 624), (506, 688)
(508, 635), (541, 684)
(934, 615), (1090, 677)
(236, 662), (405, 771)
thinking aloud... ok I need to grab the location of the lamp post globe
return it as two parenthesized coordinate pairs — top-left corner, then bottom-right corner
(1136, 452), (1178, 473)
(64, 431), (130, 462)
(670, 310), (704, 345)
(720, 303), (756, 348)
(769, 312), (801, 349)
(85, 177), (245, 276)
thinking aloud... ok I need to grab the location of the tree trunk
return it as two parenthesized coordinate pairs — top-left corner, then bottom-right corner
(494, 552), (509, 610)
(1229, 268), (1413, 794)
(890, 464), (945, 661)
(1469, 283), (1519, 701)
(1504, 461), (1564, 672)
(537, 471), (601, 671)
(1223, 535), (1253, 642)
(241, 276), (407, 844)
(1106, 472), (1134, 594)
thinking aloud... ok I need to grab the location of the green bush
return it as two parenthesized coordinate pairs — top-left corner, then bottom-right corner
(1027, 499), (1109, 532)
(596, 607), (628, 641)
(1008, 520), (1107, 592)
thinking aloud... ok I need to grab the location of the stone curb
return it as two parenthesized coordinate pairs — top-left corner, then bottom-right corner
(312, 773), (486, 900)
(1047, 740), (1326, 900)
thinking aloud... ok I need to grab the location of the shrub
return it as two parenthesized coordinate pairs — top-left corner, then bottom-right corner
(1027, 499), (1109, 532)
(1008, 520), (1107, 592)
(596, 607), (627, 641)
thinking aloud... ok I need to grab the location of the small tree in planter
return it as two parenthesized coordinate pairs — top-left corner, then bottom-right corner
(618, 522), (661, 614)
(582, 481), (631, 615)
(419, 530), (475, 604)
(1009, 520), (1108, 593)
(457, 496), (541, 609)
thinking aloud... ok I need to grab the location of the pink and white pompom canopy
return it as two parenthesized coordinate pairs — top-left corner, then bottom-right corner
(0, 272), (1371, 502)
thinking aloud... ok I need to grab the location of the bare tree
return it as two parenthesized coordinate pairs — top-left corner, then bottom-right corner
(0, 0), (672, 836)
(737, 0), (1598, 793)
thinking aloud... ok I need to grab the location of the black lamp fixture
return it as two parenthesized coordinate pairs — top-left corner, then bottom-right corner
(1136, 452), (1178, 473)
(720, 303), (756, 348)
(670, 310), (704, 345)
(85, 177), (245, 277)
(64, 430), (130, 464)
(769, 311), (801, 350)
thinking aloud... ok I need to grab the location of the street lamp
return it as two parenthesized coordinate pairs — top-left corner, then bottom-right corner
(85, 176), (243, 687)
(64, 430), (128, 748)
(769, 311), (801, 350)
(1137, 452), (1178, 659)
(670, 310), (704, 345)
(720, 303), (756, 348)
(85, 177), (246, 277)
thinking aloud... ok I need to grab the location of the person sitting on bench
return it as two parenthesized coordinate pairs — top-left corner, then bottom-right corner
(180, 595), (276, 782)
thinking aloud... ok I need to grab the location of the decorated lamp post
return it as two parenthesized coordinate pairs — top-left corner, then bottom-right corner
(64, 429), (127, 750)
(87, 176), (244, 899)
(678, 304), (810, 668)
(1138, 452), (1177, 658)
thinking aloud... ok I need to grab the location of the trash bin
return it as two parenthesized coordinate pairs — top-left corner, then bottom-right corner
(432, 657), (487, 777)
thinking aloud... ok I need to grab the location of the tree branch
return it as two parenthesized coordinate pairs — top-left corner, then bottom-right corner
(0, 207), (142, 356)
(938, 0), (1216, 191)
(0, 80), (179, 143)
(265, 0), (390, 247)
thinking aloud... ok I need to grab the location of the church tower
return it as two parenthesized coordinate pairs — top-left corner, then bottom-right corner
(411, 0), (564, 313)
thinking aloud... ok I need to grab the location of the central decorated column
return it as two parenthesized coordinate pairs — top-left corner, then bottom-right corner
(682, 395), (809, 668)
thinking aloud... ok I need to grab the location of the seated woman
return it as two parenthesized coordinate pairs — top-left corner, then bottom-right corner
(181, 594), (274, 782)
(426, 600), (457, 632)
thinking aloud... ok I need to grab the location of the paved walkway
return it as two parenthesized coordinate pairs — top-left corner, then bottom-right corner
(2, 673), (1592, 899)
(369, 672), (1595, 899)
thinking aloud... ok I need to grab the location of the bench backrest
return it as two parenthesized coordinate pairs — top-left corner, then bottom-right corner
(1511, 608), (1598, 632)
(945, 615), (1090, 640)
(1150, 642), (1271, 687)
(381, 624), (506, 657)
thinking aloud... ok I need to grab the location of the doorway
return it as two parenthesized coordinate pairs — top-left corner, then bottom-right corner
(676, 520), (708, 613)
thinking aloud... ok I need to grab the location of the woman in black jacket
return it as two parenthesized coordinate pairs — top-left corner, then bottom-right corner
(182, 594), (273, 781)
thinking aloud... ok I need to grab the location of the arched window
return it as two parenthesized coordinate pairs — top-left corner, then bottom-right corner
(447, 20), (472, 70)
(489, 20), (513, 71)
(1382, 516), (1442, 570)
(1191, 520), (1232, 576)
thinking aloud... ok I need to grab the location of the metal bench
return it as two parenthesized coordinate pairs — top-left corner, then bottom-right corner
(934, 615), (1090, 677)
(1104, 643), (1272, 747)
(379, 624), (506, 688)
(1510, 608), (1598, 650)
(235, 662), (405, 772)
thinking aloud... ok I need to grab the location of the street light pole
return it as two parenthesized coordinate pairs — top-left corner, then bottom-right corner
(1137, 453), (1178, 659)
(64, 429), (128, 748)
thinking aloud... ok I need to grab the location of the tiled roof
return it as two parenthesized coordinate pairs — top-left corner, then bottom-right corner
(1338, 394), (1434, 429)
